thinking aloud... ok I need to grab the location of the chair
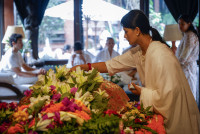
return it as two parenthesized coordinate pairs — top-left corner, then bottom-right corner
(0, 73), (30, 102)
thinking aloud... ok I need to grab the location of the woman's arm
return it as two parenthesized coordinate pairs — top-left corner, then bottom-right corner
(71, 62), (108, 73)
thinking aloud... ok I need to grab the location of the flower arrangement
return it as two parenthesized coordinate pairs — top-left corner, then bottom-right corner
(0, 66), (165, 134)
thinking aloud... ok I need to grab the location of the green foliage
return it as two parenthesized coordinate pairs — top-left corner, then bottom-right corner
(79, 69), (102, 94)
(90, 92), (109, 114)
(28, 99), (46, 116)
(80, 114), (120, 134)
(0, 109), (13, 125)
(42, 118), (80, 134)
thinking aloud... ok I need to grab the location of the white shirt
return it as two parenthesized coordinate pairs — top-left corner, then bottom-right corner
(0, 48), (25, 76)
(106, 41), (200, 134)
(94, 47), (120, 62)
(68, 52), (92, 67)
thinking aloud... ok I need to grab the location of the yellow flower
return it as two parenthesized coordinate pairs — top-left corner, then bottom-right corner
(130, 109), (140, 114)
(140, 114), (145, 119)
(13, 111), (29, 123)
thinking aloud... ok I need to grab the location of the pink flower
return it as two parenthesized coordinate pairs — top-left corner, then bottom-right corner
(42, 114), (49, 120)
(61, 97), (82, 112)
(70, 87), (78, 94)
(50, 85), (56, 90)
(24, 90), (33, 97)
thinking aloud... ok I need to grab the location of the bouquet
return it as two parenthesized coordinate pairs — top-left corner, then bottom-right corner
(0, 66), (165, 134)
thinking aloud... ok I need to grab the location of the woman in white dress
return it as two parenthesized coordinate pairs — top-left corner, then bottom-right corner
(71, 10), (200, 134)
(176, 15), (199, 101)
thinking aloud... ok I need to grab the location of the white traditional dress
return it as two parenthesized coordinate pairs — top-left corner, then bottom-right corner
(176, 31), (199, 101)
(94, 47), (120, 62)
(0, 48), (38, 84)
(106, 41), (200, 134)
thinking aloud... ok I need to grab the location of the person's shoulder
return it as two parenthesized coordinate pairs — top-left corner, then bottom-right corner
(185, 31), (198, 39)
(128, 45), (141, 54)
(147, 41), (174, 61)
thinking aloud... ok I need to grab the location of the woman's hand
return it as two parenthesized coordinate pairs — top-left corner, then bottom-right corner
(128, 82), (141, 95)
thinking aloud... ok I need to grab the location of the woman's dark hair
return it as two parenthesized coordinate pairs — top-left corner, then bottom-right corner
(121, 10), (169, 47)
(178, 15), (199, 38)
(9, 33), (23, 47)
(74, 41), (83, 51)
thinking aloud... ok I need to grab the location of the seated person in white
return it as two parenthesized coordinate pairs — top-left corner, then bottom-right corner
(0, 34), (45, 85)
(70, 41), (92, 67)
(62, 44), (72, 60)
(94, 37), (120, 62)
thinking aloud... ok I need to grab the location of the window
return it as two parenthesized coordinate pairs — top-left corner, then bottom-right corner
(83, 0), (140, 55)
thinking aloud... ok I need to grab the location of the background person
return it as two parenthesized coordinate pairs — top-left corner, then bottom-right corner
(0, 33), (46, 84)
(176, 15), (199, 101)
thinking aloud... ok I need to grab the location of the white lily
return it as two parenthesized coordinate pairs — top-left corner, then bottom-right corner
(94, 88), (109, 98)
(67, 76), (74, 84)
(36, 118), (52, 131)
(30, 95), (50, 107)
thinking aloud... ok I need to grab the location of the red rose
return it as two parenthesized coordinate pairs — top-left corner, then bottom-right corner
(135, 118), (141, 123)
(137, 105), (141, 110)
(0, 102), (8, 110)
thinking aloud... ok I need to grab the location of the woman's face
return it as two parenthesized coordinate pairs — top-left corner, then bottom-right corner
(123, 27), (138, 45)
(178, 19), (191, 32)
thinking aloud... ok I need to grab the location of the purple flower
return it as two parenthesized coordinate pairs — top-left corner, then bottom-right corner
(70, 87), (78, 94)
(24, 90), (32, 96)
(50, 85), (56, 90)
(42, 114), (49, 120)
(52, 94), (61, 102)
